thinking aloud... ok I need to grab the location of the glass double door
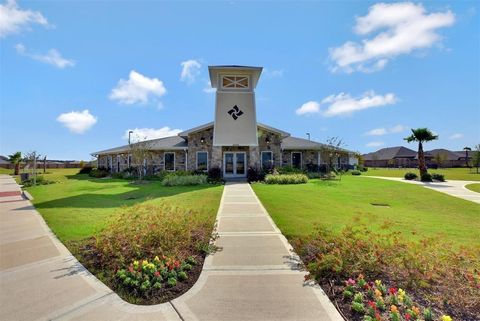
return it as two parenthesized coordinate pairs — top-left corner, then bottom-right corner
(223, 152), (246, 178)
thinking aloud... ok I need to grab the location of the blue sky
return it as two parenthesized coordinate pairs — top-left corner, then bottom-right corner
(1, 0), (479, 160)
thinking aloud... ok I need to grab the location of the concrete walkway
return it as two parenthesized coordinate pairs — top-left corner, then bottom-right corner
(367, 176), (480, 204)
(0, 175), (342, 321)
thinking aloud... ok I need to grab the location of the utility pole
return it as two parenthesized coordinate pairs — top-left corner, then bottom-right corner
(128, 130), (134, 145)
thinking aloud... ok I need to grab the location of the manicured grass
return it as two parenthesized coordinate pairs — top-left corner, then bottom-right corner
(363, 167), (480, 181)
(252, 176), (480, 245)
(24, 169), (223, 242)
(465, 183), (480, 193)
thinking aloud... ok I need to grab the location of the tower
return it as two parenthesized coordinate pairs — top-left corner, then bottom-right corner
(208, 65), (263, 147)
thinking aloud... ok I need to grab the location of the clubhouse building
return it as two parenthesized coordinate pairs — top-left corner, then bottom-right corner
(93, 66), (357, 178)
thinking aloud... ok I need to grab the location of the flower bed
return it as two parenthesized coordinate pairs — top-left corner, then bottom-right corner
(339, 275), (453, 321)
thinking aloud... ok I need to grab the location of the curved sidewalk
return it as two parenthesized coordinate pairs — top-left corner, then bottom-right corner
(366, 176), (480, 204)
(0, 175), (342, 321)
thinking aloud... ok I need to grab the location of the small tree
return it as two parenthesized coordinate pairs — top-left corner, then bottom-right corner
(8, 151), (22, 175)
(404, 128), (438, 177)
(129, 138), (152, 181)
(23, 151), (41, 184)
(321, 137), (347, 174)
(472, 144), (480, 174)
(434, 152), (447, 168)
(463, 147), (472, 167)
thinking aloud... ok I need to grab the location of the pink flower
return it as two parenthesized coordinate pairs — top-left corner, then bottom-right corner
(405, 313), (411, 321)
(346, 278), (356, 286)
(154, 271), (160, 277)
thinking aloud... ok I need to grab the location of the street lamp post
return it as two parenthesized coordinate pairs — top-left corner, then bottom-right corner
(306, 133), (310, 141)
(128, 130), (134, 145)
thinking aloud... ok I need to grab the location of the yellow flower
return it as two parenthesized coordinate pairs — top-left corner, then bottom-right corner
(375, 280), (382, 287)
(390, 305), (398, 314)
(133, 260), (139, 267)
(441, 316), (452, 321)
(142, 260), (148, 266)
(398, 288), (406, 302)
(374, 289), (382, 298)
(154, 256), (160, 262)
(412, 306), (420, 316)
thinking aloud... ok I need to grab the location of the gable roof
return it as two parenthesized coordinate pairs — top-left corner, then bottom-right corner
(91, 136), (187, 156)
(178, 122), (290, 138)
(428, 149), (462, 161)
(363, 146), (416, 161)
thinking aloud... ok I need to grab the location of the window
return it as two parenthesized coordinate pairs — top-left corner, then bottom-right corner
(292, 152), (302, 169)
(164, 152), (175, 171)
(261, 151), (273, 169)
(221, 75), (249, 89)
(196, 152), (208, 171)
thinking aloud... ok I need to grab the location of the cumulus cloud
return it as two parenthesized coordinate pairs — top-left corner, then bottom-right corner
(449, 133), (464, 140)
(263, 68), (284, 78)
(297, 91), (397, 117)
(366, 141), (385, 147)
(296, 101), (321, 115)
(329, 2), (455, 73)
(203, 80), (216, 94)
(123, 127), (182, 143)
(15, 43), (75, 68)
(109, 70), (166, 105)
(180, 59), (202, 84)
(365, 124), (408, 136)
(56, 109), (97, 134)
(0, 0), (49, 37)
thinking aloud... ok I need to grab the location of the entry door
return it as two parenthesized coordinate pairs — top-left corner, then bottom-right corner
(223, 152), (247, 177)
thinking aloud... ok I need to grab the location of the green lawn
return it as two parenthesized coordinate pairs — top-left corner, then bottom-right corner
(252, 176), (480, 245)
(363, 167), (480, 181)
(22, 169), (223, 242)
(465, 183), (480, 193)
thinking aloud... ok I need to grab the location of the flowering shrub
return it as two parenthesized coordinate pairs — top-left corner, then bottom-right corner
(341, 275), (454, 321)
(116, 255), (196, 296)
(161, 174), (208, 186)
(293, 224), (480, 320)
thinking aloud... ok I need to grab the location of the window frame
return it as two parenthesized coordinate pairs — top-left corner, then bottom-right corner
(196, 151), (209, 172)
(220, 75), (250, 90)
(291, 152), (302, 169)
(164, 152), (176, 171)
(261, 151), (274, 170)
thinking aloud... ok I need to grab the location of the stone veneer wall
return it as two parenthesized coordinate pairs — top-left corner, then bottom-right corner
(187, 128), (214, 171)
(281, 150), (319, 169)
(257, 129), (282, 168)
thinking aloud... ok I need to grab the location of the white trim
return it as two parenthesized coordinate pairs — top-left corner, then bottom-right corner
(220, 74), (251, 90)
(223, 152), (247, 178)
(196, 151), (209, 172)
(164, 152), (175, 171)
(291, 152), (302, 169)
(261, 151), (273, 169)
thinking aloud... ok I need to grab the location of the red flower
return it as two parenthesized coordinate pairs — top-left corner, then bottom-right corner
(375, 313), (381, 321)
(128, 266), (134, 273)
(388, 287), (397, 295)
(367, 301), (377, 309)
(405, 313), (411, 321)
(174, 260), (180, 268)
(154, 271), (160, 277)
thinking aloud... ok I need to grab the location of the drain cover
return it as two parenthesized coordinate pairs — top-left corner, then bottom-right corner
(370, 203), (390, 207)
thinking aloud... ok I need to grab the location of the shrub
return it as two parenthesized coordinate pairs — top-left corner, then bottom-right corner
(404, 172), (417, 180)
(161, 174), (207, 186)
(111, 172), (123, 179)
(307, 172), (322, 179)
(22, 176), (55, 187)
(78, 166), (93, 174)
(247, 167), (265, 182)
(81, 203), (213, 271)
(207, 167), (223, 184)
(293, 224), (480, 319)
(89, 167), (109, 178)
(420, 172), (432, 182)
(277, 166), (304, 174)
(432, 173), (445, 182)
(264, 174), (308, 184)
(351, 170), (361, 176)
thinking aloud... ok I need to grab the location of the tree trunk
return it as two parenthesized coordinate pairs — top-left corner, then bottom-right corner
(465, 150), (469, 167)
(418, 142), (427, 176)
(14, 163), (20, 176)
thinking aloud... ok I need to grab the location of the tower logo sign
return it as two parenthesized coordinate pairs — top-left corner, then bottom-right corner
(227, 105), (244, 120)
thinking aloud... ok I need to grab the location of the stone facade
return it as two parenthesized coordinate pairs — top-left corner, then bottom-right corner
(187, 127), (214, 171)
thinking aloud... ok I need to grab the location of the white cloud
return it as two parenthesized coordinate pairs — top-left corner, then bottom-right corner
(0, 0), (49, 37)
(15, 43), (75, 68)
(203, 81), (216, 94)
(263, 68), (284, 78)
(449, 133), (463, 140)
(329, 2), (455, 73)
(295, 101), (321, 115)
(56, 110), (97, 134)
(365, 128), (388, 136)
(366, 141), (385, 147)
(109, 70), (167, 105)
(123, 127), (182, 143)
(180, 59), (202, 84)
(365, 124), (408, 136)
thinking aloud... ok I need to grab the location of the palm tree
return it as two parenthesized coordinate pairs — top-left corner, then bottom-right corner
(404, 128), (438, 176)
(8, 152), (22, 175)
(463, 147), (471, 167)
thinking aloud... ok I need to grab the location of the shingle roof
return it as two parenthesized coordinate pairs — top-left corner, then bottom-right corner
(178, 122), (290, 138)
(92, 136), (187, 155)
(281, 136), (352, 153)
(428, 149), (463, 161)
(363, 146), (416, 161)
